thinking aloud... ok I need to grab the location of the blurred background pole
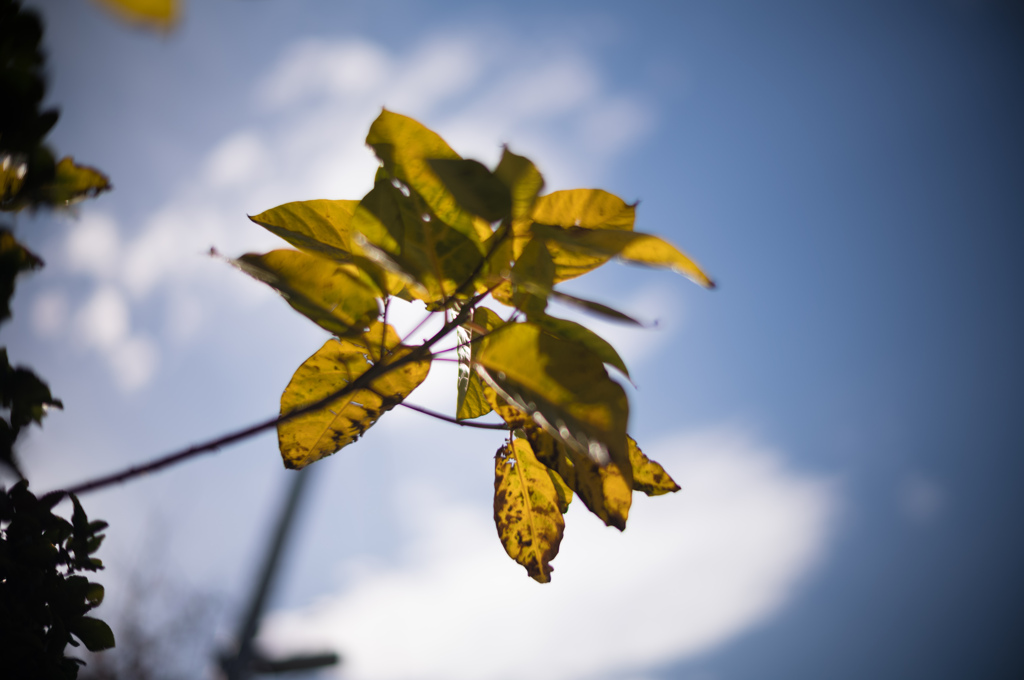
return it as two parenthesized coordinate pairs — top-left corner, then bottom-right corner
(220, 465), (338, 679)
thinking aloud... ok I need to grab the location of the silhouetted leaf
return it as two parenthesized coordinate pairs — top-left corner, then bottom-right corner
(548, 290), (644, 325)
(474, 321), (630, 471)
(278, 322), (430, 468)
(427, 158), (511, 222)
(628, 436), (680, 496)
(70, 616), (115, 652)
(235, 250), (382, 337)
(493, 438), (566, 583)
(366, 110), (482, 246)
(0, 229), (43, 323)
(532, 223), (715, 289)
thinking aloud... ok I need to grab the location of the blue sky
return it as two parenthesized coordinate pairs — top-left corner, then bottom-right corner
(6, 0), (1024, 678)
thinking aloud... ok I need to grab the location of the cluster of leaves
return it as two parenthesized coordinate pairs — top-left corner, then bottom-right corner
(1, 1), (114, 676)
(0, 0), (110, 211)
(0, 483), (113, 679)
(239, 110), (714, 582)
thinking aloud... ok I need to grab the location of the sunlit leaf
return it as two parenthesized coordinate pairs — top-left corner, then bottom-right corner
(532, 223), (716, 289)
(92, 0), (179, 31)
(427, 158), (511, 222)
(353, 177), (483, 303)
(235, 250), (381, 337)
(532, 315), (630, 378)
(493, 438), (566, 583)
(44, 157), (111, 207)
(366, 110), (482, 246)
(628, 436), (680, 496)
(0, 229), (43, 323)
(474, 321), (630, 471)
(456, 306), (504, 420)
(527, 427), (631, 530)
(529, 188), (635, 281)
(278, 322), (430, 468)
(249, 199), (360, 261)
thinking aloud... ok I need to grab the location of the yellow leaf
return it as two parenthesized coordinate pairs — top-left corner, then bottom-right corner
(527, 427), (631, 530)
(249, 200), (360, 262)
(47, 157), (111, 207)
(628, 436), (680, 496)
(474, 321), (630, 472)
(278, 323), (430, 468)
(456, 306), (505, 420)
(532, 314), (630, 378)
(235, 250), (381, 338)
(532, 224), (716, 289)
(366, 110), (482, 247)
(92, 0), (179, 30)
(493, 438), (566, 583)
(530, 189), (635, 281)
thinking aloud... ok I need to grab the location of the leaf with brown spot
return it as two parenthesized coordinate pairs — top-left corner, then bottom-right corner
(493, 438), (566, 583)
(278, 322), (430, 469)
(628, 436), (680, 496)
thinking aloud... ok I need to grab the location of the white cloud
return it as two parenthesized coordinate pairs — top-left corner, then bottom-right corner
(76, 286), (130, 350)
(204, 132), (270, 189)
(260, 428), (837, 680)
(108, 334), (159, 392)
(66, 212), (121, 278)
(31, 290), (69, 338)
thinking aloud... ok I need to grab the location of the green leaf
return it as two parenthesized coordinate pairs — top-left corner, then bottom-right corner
(628, 436), (680, 496)
(249, 199), (360, 261)
(527, 427), (631, 530)
(508, 237), (555, 318)
(456, 306), (504, 420)
(427, 158), (511, 222)
(493, 438), (566, 583)
(473, 321), (631, 473)
(532, 223), (716, 289)
(278, 322), (430, 469)
(533, 314), (630, 378)
(84, 582), (105, 606)
(70, 616), (115, 652)
(353, 177), (483, 303)
(44, 157), (111, 207)
(235, 250), (382, 337)
(366, 110), (482, 246)
(494, 147), (544, 222)
(0, 228), (43, 323)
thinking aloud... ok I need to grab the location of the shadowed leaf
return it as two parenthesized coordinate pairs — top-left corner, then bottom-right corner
(235, 250), (382, 337)
(427, 158), (511, 222)
(366, 110), (482, 246)
(70, 616), (115, 652)
(628, 436), (680, 496)
(278, 322), (430, 468)
(353, 178), (483, 303)
(493, 438), (566, 583)
(549, 290), (644, 325)
(494, 147), (544, 222)
(527, 427), (631, 530)
(533, 315), (629, 378)
(474, 322), (630, 472)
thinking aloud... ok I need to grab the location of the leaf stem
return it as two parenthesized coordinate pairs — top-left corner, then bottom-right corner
(398, 402), (507, 429)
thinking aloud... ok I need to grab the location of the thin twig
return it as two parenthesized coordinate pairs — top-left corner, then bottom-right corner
(398, 402), (507, 430)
